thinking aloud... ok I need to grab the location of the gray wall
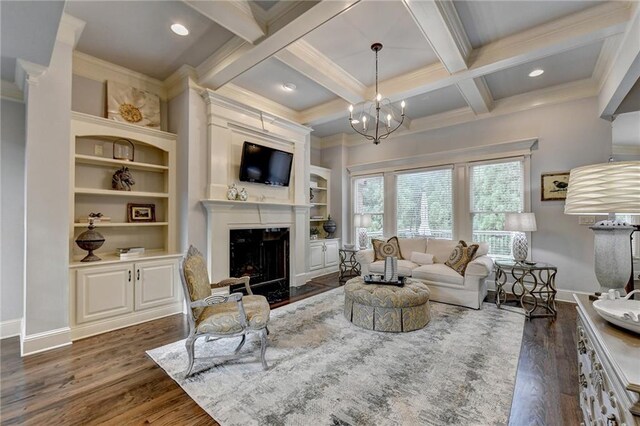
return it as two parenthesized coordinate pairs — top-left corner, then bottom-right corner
(344, 97), (612, 293)
(1, 99), (25, 322)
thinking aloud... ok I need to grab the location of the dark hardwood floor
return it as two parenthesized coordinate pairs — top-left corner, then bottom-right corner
(1, 274), (581, 425)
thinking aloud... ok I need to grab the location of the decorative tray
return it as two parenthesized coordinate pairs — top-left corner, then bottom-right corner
(363, 275), (406, 286)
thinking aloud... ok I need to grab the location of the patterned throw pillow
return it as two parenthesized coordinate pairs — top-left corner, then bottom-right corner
(372, 236), (404, 261)
(445, 240), (479, 276)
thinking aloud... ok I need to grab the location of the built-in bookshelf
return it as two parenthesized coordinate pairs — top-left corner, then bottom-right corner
(309, 165), (331, 228)
(69, 112), (177, 264)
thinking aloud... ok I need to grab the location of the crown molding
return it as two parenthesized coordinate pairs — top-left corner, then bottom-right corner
(200, 87), (312, 135)
(347, 138), (538, 175)
(15, 59), (47, 91)
(196, 37), (251, 86)
(56, 13), (86, 48)
(163, 65), (199, 100)
(1, 80), (24, 103)
(593, 34), (624, 90)
(72, 51), (167, 100)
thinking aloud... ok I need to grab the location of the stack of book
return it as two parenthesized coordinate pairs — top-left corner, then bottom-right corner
(311, 215), (324, 220)
(116, 247), (145, 259)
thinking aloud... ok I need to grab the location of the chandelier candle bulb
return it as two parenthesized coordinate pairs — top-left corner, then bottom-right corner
(387, 114), (391, 127)
(349, 105), (353, 119)
(376, 93), (382, 102)
(401, 100), (406, 115)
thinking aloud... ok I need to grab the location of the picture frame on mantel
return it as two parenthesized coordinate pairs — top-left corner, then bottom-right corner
(541, 172), (570, 201)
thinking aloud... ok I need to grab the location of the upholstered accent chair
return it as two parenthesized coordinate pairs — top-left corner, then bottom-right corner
(179, 245), (270, 376)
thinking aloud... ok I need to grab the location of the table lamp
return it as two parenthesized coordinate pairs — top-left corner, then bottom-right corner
(564, 161), (640, 293)
(354, 213), (372, 250)
(505, 213), (537, 262)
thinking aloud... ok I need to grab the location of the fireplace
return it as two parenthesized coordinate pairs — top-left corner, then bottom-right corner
(229, 228), (290, 303)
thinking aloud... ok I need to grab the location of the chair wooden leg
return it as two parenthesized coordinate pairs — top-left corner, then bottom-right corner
(234, 334), (246, 354)
(185, 335), (197, 377)
(259, 328), (268, 370)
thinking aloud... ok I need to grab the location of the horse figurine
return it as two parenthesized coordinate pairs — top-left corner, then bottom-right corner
(112, 167), (135, 191)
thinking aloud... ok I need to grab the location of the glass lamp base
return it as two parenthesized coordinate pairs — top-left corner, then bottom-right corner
(512, 233), (528, 262)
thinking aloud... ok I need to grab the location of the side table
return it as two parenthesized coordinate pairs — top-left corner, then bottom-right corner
(495, 260), (557, 319)
(339, 248), (361, 283)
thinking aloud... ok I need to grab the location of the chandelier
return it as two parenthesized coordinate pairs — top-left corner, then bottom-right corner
(348, 43), (406, 145)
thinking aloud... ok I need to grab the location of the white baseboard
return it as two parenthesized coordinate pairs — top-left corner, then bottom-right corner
(21, 327), (72, 356)
(70, 303), (184, 341)
(0, 318), (22, 339)
(293, 273), (307, 287)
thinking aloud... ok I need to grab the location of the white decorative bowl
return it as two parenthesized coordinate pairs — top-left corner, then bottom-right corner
(343, 244), (355, 249)
(592, 291), (640, 335)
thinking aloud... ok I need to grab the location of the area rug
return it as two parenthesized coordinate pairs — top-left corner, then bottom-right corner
(147, 287), (525, 426)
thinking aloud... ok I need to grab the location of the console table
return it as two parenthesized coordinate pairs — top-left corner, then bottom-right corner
(575, 294), (640, 425)
(494, 260), (557, 319)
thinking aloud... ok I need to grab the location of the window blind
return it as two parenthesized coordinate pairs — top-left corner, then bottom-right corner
(470, 160), (523, 256)
(396, 168), (453, 239)
(353, 175), (384, 241)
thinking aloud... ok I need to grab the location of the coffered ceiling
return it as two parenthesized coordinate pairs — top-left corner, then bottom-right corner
(3, 0), (635, 139)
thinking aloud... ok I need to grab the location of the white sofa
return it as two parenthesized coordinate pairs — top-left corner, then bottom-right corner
(355, 238), (494, 309)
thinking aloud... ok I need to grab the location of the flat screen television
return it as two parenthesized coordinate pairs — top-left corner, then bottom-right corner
(239, 141), (294, 187)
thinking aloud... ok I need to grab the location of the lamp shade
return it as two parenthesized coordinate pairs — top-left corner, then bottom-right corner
(564, 161), (640, 215)
(504, 212), (537, 232)
(354, 213), (372, 227)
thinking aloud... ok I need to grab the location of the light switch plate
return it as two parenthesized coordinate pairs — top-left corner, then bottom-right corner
(578, 216), (596, 225)
(94, 144), (103, 156)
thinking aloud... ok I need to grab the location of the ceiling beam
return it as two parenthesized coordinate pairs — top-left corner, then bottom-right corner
(598, 3), (640, 119)
(198, 0), (360, 90)
(275, 40), (366, 104)
(402, 0), (493, 114)
(302, 1), (631, 125)
(403, 0), (471, 74)
(184, 0), (265, 44)
(456, 77), (493, 114)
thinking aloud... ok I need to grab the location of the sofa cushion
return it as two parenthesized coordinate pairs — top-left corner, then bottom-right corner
(445, 240), (479, 276)
(398, 238), (427, 258)
(369, 259), (418, 276)
(410, 251), (434, 265)
(412, 264), (464, 285)
(372, 236), (403, 261)
(425, 239), (458, 263)
(473, 242), (489, 259)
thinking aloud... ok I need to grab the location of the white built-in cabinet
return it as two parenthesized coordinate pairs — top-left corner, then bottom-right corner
(309, 239), (340, 276)
(69, 112), (182, 340)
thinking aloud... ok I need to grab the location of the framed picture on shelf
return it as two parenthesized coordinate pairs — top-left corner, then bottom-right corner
(127, 203), (156, 222)
(541, 171), (570, 201)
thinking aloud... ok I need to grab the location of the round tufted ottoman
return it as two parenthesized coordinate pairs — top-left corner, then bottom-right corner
(344, 277), (431, 332)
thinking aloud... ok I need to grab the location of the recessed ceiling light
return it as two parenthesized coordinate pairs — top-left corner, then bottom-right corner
(282, 83), (297, 92)
(528, 69), (544, 77)
(171, 23), (189, 36)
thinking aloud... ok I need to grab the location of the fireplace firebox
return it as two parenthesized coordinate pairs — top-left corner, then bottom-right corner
(229, 228), (290, 303)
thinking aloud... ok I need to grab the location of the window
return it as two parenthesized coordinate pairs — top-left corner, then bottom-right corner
(353, 175), (384, 244)
(396, 168), (453, 239)
(470, 159), (524, 257)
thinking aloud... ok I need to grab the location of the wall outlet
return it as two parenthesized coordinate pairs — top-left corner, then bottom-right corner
(578, 216), (596, 225)
(94, 144), (104, 156)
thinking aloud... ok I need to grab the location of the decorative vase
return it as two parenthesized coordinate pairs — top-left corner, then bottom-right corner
(384, 256), (398, 282)
(227, 184), (238, 200)
(238, 188), (248, 201)
(75, 219), (105, 262)
(323, 215), (337, 238)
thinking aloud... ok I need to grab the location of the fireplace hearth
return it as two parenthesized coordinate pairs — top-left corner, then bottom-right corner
(229, 228), (290, 303)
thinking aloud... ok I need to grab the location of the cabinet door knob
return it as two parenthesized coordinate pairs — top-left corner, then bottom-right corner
(137, 269), (140, 281)
(128, 270), (132, 282)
